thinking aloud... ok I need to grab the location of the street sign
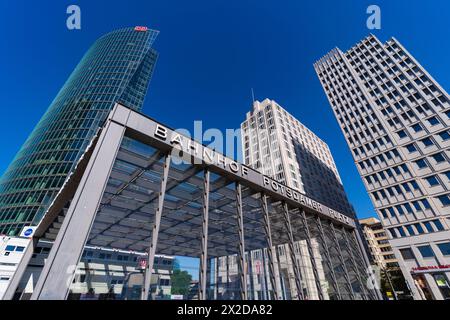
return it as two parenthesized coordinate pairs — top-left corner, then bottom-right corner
(138, 257), (147, 269)
(255, 260), (261, 275)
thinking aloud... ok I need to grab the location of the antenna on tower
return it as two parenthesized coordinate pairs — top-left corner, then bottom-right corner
(251, 88), (255, 104)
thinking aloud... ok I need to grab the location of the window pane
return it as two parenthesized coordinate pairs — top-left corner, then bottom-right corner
(432, 153), (445, 163)
(406, 225), (415, 236)
(427, 117), (439, 126)
(423, 221), (434, 233)
(425, 176), (439, 187)
(438, 195), (450, 207)
(400, 248), (415, 260)
(415, 224), (425, 234)
(437, 243), (450, 256)
(418, 245), (435, 258)
(433, 219), (445, 231)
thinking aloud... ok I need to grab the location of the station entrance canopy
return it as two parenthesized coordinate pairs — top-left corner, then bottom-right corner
(4, 104), (380, 301)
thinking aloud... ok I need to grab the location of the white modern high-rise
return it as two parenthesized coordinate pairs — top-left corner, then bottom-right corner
(315, 34), (450, 300)
(239, 99), (370, 300)
(241, 99), (355, 217)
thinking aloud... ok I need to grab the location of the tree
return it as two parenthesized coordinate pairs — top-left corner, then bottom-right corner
(171, 269), (192, 296)
(173, 258), (181, 271)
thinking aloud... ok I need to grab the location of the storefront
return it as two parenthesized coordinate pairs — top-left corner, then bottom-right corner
(411, 265), (450, 300)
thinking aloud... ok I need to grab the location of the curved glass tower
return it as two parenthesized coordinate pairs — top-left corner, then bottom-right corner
(0, 27), (159, 236)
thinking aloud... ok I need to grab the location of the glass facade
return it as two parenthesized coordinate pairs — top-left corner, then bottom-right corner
(0, 27), (159, 236)
(6, 105), (377, 300)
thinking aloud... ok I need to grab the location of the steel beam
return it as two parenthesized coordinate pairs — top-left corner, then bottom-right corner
(299, 209), (325, 300)
(141, 153), (171, 300)
(341, 226), (368, 300)
(315, 216), (341, 300)
(330, 222), (355, 300)
(114, 104), (356, 231)
(248, 252), (255, 300)
(199, 169), (210, 300)
(351, 229), (382, 300)
(31, 119), (127, 300)
(103, 150), (163, 206)
(275, 246), (286, 300)
(226, 255), (230, 299)
(3, 238), (38, 300)
(102, 164), (201, 245)
(260, 194), (279, 300)
(235, 182), (248, 300)
(281, 202), (304, 300)
(214, 257), (219, 300)
(261, 248), (269, 300)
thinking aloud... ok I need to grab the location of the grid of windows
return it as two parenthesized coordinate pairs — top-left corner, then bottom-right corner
(0, 27), (159, 236)
(314, 35), (449, 237)
(241, 99), (355, 216)
(315, 35), (450, 299)
(388, 219), (445, 238)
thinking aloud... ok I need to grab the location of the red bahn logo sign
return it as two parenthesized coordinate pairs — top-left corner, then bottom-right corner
(411, 265), (450, 273)
(134, 26), (148, 32)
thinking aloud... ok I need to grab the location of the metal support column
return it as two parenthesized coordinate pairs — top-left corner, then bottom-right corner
(330, 222), (355, 300)
(3, 238), (38, 300)
(199, 169), (210, 300)
(214, 257), (219, 300)
(141, 153), (171, 300)
(352, 230), (383, 300)
(341, 226), (369, 300)
(281, 202), (304, 300)
(261, 249), (269, 300)
(206, 258), (213, 300)
(352, 229), (383, 300)
(315, 216), (341, 300)
(299, 210), (325, 300)
(275, 246), (286, 300)
(31, 118), (126, 300)
(226, 255), (230, 299)
(235, 182), (248, 300)
(383, 268), (398, 300)
(248, 253), (255, 300)
(260, 194), (279, 300)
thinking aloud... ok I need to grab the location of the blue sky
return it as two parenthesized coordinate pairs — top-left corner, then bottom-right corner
(0, 0), (449, 223)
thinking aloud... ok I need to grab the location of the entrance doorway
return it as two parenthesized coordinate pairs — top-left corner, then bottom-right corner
(412, 274), (433, 300)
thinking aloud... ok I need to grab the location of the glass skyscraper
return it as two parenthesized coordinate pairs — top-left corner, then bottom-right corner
(0, 27), (159, 236)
